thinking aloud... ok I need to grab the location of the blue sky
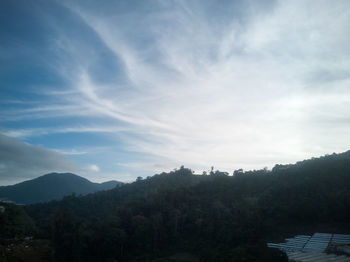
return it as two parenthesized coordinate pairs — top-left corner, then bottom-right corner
(1, 0), (350, 185)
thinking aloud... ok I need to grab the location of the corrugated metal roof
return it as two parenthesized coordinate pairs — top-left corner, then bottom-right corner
(267, 233), (350, 254)
(267, 233), (350, 261)
(288, 251), (350, 262)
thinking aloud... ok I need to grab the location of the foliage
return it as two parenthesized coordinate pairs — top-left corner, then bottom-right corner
(0, 202), (35, 239)
(24, 151), (350, 261)
(200, 244), (287, 262)
(0, 239), (54, 262)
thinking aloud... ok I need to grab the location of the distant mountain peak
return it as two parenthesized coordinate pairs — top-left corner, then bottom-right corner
(0, 173), (123, 204)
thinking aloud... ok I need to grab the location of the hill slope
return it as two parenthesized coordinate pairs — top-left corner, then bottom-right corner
(25, 151), (350, 261)
(0, 173), (123, 204)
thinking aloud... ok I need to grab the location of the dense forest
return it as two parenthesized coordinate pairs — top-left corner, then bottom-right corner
(1, 151), (350, 261)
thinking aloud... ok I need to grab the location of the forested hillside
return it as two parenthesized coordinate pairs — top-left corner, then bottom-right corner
(3, 151), (350, 262)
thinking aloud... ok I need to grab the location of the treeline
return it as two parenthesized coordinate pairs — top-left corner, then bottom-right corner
(7, 151), (350, 261)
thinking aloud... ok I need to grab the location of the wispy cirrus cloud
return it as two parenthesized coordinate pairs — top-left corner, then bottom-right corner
(1, 0), (350, 181)
(1, 125), (130, 138)
(57, 0), (350, 170)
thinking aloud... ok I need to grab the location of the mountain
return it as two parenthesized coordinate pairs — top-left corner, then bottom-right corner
(24, 151), (350, 262)
(0, 173), (123, 204)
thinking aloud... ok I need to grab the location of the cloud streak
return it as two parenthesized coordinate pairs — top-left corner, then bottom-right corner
(2, 0), (350, 179)
(1, 126), (130, 138)
(62, 0), (350, 169)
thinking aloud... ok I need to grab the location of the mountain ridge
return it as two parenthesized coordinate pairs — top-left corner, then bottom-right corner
(23, 150), (350, 261)
(0, 172), (123, 204)
(3, 150), (350, 261)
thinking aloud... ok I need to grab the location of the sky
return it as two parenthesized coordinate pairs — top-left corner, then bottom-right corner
(1, 0), (350, 185)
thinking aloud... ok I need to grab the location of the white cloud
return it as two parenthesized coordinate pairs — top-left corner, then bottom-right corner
(4, 0), (350, 177)
(59, 0), (350, 172)
(88, 164), (100, 172)
(0, 126), (130, 138)
(52, 148), (88, 155)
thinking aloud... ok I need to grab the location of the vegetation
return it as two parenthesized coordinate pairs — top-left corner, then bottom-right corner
(2, 151), (350, 261)
(0, 203), (35, 239)
(0, 203), (52, 262)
